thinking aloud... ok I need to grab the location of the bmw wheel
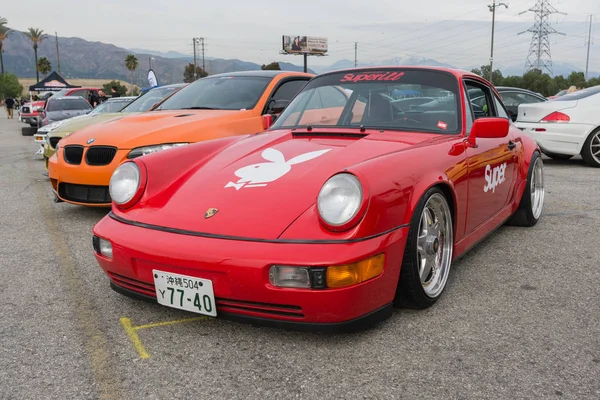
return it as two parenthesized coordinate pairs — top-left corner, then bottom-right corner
(581, 128), (600, 168)
(395, 187), (454, 309)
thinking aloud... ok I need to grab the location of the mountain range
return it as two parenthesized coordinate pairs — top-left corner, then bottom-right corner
(2, 31), (598, 87)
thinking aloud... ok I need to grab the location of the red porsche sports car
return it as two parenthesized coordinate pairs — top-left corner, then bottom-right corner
(92, 67), (545, 332)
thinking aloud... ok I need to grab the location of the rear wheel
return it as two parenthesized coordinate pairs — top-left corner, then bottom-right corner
(395, 187), (454, 309)
(507, 152), (544, 227)
(581, 128), (600, 168)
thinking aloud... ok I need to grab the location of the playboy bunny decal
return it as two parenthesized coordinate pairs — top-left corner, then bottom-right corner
(225, 147), (331, 190)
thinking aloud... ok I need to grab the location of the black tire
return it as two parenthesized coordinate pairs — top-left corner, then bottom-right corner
(581, 128), (600, 168)
(394, 187), (453, 310)
(507, 151), (544, 227)
(544, 151), (572, 160)
(21, 127), (36, 136)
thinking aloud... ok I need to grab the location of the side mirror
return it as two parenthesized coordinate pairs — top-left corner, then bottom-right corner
(468, 117), (509, 145)
(267, 99), (290, 114)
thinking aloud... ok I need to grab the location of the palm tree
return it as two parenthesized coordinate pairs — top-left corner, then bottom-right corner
(37, 57), (51, 77)
(25, 28), (47, 82)
(125, 54), (138, 95)
(0, 17), (11, 75)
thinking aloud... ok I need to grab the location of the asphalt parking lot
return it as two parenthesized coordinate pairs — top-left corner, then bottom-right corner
(0, 115), (598, 400)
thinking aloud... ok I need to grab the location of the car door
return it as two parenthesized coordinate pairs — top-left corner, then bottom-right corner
(464, 80), (518, 234)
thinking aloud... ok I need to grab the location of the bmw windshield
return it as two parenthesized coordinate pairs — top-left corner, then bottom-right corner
(121, 85), (184, 113)
(156, 76), (271, 111)
(271, 69), (461, 134)
(89, 98), (135, 115)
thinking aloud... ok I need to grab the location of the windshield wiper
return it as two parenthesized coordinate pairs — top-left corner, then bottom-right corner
(180, 106), (219, 110)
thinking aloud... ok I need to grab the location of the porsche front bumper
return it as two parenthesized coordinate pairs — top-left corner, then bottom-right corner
(92, 213), (409, 332)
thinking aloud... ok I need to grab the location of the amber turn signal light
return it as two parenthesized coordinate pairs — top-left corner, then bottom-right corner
(326, 254), (385, 288)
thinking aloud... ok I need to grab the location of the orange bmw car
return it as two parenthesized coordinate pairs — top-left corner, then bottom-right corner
(48, 70), (314, 206)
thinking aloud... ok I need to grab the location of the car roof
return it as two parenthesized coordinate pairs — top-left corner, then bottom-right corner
(151, 83), (187, 89)
(204, 70), (313, 78)
(50, 96), (87, 100)
(317, 65), (478, 79)
(106, 96), (136, 101)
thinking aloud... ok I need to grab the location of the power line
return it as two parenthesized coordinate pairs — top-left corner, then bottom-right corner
(518, 0), (566, 75)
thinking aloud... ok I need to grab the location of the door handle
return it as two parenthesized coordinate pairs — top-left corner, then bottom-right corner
(508, 140), (517, 150)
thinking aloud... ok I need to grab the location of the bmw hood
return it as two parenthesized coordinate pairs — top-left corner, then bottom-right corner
(60, 110), (242, 148)
(124, 129), (439, 240)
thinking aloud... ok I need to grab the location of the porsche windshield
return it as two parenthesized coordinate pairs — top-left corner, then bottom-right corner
(157, 76), (271, 111)
(271, 69), (461, 134)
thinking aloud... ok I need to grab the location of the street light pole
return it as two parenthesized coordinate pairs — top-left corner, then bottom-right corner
(488, 1), (508, 85)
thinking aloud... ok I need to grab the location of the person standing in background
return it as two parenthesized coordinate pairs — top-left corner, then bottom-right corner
(5, 97), (15, 119)
(111, 86), (120, 98)
(89, 90), (100, 107)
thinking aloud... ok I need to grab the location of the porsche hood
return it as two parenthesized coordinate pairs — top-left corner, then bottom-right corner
(123, 130), (439, 240)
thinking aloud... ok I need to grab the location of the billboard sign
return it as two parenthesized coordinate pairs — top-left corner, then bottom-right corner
(282, 36), (328, 55)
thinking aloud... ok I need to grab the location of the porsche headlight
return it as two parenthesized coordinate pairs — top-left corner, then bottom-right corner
(317, 173), (363, 227)
(127, 143), (189, 159)
(109, 162), (140, 205)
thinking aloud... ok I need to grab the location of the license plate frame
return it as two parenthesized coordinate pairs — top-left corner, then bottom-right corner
(153, 270), (217, 317)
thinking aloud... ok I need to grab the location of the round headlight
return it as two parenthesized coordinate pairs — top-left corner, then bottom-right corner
(317, 173), (363, 227)
(109, 162), (140, 205)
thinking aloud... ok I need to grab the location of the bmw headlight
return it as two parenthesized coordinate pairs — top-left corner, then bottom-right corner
(317, 173), (364, 229)
(109, 162), (141, 205)
(127, 143), (189, 159)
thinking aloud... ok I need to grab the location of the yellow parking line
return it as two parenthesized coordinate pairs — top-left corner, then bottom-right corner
(120, 316), (210, 359)
(134, 316), (209, 331)
(32, 163), (125, 399)
(120, 318), (150, 359)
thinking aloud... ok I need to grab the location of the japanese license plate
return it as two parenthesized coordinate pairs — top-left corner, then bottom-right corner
(153, 270), (217, 317)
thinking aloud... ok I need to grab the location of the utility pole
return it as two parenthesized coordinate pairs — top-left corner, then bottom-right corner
(585, 15), (593, 81)
(55, 32), (61, 74)
(201, 38), (205, 72)
(193, 38), (198, 80)
(488, 1), (508, 85)
(354, 42), (358, 68)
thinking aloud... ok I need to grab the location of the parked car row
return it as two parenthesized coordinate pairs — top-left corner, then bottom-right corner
(26, 65), (595, 331)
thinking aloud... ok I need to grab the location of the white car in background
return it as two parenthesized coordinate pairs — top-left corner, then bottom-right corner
(515, 86), (600, 167)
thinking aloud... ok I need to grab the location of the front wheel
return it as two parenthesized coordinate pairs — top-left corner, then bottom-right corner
(395, 187), (454, 309)
(581, 128), (600, 168)
(507, 152), (544, 227)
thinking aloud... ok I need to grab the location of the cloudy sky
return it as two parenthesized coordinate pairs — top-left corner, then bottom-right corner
(2, 0), (600, 71)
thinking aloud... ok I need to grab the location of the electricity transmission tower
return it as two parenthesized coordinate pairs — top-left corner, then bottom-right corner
(518, 0), (566, 75)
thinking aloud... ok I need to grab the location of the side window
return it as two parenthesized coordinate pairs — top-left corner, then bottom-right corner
(465, 81), (492, 119)
(499, 92), (521, 107)
(270, 80), (307, 102)
(493, 96), (510, 120)
(463, 88), (474, 134)
(521, 93), (545, 104)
